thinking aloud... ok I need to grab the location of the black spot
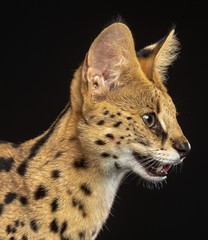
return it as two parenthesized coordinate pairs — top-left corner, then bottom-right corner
(120, 136), (125, 139)
(82, 211), (87, 218)
(60, 221), (68, 235)
(113, 155), (118, 159)
(72, 198), (87, 217)
(72, 197), (78, 207)
(6, 224), (12, 234)
(15, 220), (19, 227)
(0, 204), (4, 215)
(116, 141), (121, 145)
(51, 169), (61, 178)
(17, 160), (28, 176)
(126, 128), (130, 131)
(9, 237), (15, 240)
(34, 185), (48, 200)
(0, 157), (14, 172)
(78, 202), (84, 211)
(4, 192), (17, 204)
(103, 110), (109, 115)
(55, 151), (63, 158)
(110, 114), (115, 118)
(105, 133), (114, 139)
(30, 219), (39, 232)
(126, 117), (132, 120)
(67, 189), (72, 195)
(114, 162), (121, 170)
(6, 225), (16, 234)
(101, 152), (110, 158)
(97, 120), (105, 125)
(80, 183), (92, 196)
(95, 140), (106, 145)
(51, 198), (59, 212)
(73, 158), (88, 169)
(113, 121), (122, 127)
(20, 221), (25, 227)
(22, 235), (28, 240)
(11, 227), (16, 233)
(19, 196), (28, 205)
(79, 231), (86, 239)
(117, 112), (121, 116)
(50, 218), (59, 233)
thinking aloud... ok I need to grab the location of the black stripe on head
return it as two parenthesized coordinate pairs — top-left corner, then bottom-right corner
(156, 101), (160, 114)
(151, 116), (168, 145)
(161, 131), (168, 145)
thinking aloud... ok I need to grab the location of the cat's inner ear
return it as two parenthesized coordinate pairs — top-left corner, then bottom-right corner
(83, 23), (138, 101)
(137, 28), (180, 83)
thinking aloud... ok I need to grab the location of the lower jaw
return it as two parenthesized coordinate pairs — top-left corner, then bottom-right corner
(132, 152), (171, 181)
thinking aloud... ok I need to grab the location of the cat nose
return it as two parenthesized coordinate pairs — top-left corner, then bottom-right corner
(173, 141), (191, 158)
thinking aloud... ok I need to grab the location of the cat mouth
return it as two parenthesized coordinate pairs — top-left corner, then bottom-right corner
(133, 152), (172, 177)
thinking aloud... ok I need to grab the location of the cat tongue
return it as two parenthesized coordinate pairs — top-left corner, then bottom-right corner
(155, 164), (171, 176)
(163, 164), (171, 172)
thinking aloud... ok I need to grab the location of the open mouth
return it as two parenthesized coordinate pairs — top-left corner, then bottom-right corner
(133, 152), (172, 177)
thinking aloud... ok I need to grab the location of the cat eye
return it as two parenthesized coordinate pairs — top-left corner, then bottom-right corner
(142, 113), (155, 128)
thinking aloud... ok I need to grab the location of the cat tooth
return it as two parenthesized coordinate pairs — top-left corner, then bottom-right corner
(156, 165), (163, 173)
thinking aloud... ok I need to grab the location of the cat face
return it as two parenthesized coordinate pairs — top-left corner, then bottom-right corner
(71, 23), (190, 183)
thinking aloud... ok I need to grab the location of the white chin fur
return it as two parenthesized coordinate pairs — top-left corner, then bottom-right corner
(119, 144), (182, 183)
(130, 159), (167, 182)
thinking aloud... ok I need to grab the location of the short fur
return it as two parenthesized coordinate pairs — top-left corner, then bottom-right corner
(0, 22), (190, 240)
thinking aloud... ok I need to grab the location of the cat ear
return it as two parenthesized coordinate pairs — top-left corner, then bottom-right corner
(82, 23), (138, 101)
(137, 28), (180, 83)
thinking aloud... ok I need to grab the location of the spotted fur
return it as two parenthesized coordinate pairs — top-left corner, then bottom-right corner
(0, 22), (190, 239)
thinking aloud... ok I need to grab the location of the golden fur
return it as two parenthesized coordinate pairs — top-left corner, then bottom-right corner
(0, 23), (190, 240)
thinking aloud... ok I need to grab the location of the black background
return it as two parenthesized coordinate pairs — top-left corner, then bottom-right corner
(0, 2), (207, 240)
